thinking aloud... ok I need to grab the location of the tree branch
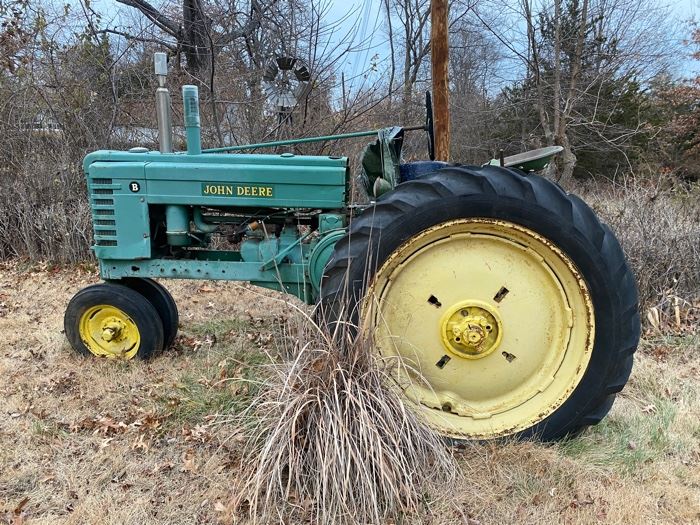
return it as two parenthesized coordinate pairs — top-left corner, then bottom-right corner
(217, 0), (265, 46)
(98, 28), (177, 50)
(116, 0), (180, 36)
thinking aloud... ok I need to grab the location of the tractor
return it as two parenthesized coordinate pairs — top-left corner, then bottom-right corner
(64, 53), (640, 441)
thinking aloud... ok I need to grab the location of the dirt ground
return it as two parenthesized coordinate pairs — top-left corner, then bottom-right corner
(1, 262), (698, 524)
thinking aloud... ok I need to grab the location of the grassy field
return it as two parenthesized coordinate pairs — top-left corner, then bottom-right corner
(1, 262), (698, 524)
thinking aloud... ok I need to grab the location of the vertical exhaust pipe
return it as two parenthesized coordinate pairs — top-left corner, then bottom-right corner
(154, 52), (173, 153)
(182, 85), (202, 155)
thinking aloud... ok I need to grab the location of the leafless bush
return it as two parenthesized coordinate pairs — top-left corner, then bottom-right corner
(0, 151), (92, 263)
(231, 310), (458, 525)
(574, 178), (700, 310)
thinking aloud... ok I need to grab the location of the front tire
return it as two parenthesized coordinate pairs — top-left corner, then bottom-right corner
(65, 283), (164, 360)
(320, 165), (640, 441)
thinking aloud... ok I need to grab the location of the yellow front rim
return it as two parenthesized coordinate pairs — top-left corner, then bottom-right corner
(363, 218), (594, 439)
(78, 305), (141, 359)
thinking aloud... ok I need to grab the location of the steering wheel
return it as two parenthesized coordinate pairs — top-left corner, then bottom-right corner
(425, 91), (435, 161)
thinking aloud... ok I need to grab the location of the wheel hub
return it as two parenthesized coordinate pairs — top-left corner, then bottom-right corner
(100, 318), (125, 342)
(441, 301), (502, 359)
(79, 305), (141, 359)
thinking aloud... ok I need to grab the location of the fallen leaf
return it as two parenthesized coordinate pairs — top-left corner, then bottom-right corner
(153, 462), (174, 474)
(13, 497), (29, 514)
(11, 496), (29, 525)
(182, 449), (196, 473)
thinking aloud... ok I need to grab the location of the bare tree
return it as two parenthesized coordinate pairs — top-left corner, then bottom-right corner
(383, 0), (477, 126)
(476, 0), (677, 182)
(103, 0), (268, 75)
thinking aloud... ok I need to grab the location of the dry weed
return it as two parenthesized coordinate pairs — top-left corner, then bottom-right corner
(231, 311), (458, 525)
(0, 157), (92, 263)
(574, 177), (700, 311)
(1, 265), (698, 524)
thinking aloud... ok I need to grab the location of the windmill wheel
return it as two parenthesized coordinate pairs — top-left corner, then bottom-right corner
(262, 56), (311, 109)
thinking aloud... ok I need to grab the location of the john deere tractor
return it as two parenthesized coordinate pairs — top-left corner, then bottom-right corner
(65, 53), (639, 441)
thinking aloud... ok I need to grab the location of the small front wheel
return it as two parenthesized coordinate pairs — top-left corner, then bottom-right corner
(64, 283), (164, 360)
(118, 278), (179, 350)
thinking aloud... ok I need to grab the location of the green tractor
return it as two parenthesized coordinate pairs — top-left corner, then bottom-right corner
(65, 53), (639, 441)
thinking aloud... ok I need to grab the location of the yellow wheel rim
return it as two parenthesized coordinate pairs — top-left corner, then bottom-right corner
(363, 218), (594, 439)
(78, 305), (141, 359)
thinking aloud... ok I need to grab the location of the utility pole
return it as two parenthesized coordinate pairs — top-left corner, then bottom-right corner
(431, 0), (450, 161)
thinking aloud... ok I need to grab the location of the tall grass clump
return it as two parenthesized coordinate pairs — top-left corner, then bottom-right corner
(232, 311), (458, 525)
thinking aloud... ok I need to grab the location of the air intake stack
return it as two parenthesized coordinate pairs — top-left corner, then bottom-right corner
(182, 85), (202, 155)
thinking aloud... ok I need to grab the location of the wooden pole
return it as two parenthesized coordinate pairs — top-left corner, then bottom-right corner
(431, 0), (450, 161)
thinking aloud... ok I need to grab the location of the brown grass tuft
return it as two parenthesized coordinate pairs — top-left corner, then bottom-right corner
(231, 312), (458, 525)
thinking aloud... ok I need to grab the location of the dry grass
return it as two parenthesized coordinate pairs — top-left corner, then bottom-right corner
(230, 312), (457, 525)
(0, 263), (289, 524)
(0, 262), (699, 524)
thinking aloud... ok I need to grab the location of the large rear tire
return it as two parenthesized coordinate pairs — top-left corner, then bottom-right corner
(319, 165), (640, 441)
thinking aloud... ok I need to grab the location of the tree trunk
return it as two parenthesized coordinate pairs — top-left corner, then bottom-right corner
(402, 8), (412, 124)
(552, 0), (562, 138)
(182, 0), (210, 74)
(555, 0), (589, 182)
(524, 0), (553, 144)
(557, 134), (577, 186)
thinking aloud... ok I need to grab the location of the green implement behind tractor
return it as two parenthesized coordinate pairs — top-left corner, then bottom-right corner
(65, 53), (640, 441)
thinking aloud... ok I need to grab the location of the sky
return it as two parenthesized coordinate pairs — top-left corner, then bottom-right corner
(323, 0), (700, 83)
(88, 0), (700, 83)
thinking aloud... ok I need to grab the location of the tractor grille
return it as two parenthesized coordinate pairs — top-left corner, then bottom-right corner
(90, 177), (118, 248)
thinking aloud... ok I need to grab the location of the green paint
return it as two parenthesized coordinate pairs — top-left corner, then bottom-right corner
(100, 257), (314, 303)
(308, 230), (346, 295)
(84, 149), (349, 303)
